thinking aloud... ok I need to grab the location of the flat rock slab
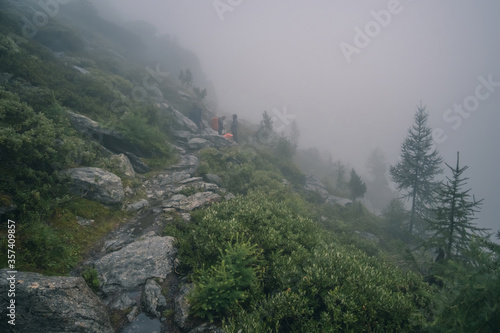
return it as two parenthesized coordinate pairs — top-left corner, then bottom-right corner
(62, 167), (124, 205)
(188, 138), (210, 150)
(0, 269), (113, 333)
(93, 236), (177, 294)
(178, 192), (221, 212)
(163, 192), (221, 212)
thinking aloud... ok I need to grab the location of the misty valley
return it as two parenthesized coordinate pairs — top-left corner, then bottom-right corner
(0, 1), (499, 333)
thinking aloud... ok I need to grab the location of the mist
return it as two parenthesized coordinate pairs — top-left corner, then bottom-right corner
(94, 0), (500, 233)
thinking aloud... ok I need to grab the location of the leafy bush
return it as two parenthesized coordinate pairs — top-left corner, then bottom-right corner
(189, 240), (261, 322)
(427, 238), (500, 333)
(167, 191), (432, 331)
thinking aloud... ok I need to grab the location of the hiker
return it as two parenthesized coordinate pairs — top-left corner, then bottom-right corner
(189, 103), (202, 131)
(230, 114), (238, 143)
(218, 116), (225, 135)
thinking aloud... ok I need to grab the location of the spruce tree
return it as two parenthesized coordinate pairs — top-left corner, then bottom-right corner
(260, 110), (274, 131)
(425, 152), (486, 260)
(349, 168), (366, 202)
(390, 103), (443, 234)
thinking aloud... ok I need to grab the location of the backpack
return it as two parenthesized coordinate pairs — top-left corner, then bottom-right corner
(211, 117), (219, 131)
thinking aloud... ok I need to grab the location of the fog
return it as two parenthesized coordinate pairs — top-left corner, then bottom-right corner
(97, 0), (499, 233)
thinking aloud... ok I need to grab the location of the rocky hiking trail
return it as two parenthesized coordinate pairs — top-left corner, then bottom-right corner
(0, 107), (354, 333)
(0, 107), (233, 333)
(76, 128), (234, 333)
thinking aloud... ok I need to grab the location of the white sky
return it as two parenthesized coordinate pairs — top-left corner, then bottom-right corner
(100, 0), (500, 233)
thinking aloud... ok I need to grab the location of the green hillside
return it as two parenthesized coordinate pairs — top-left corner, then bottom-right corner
(0, 1), (498, 332)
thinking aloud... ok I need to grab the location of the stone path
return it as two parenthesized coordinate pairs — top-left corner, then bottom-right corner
(80, 131), (233, 333)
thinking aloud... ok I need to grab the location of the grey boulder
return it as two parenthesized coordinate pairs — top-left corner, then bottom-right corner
(93, 236), (177, 294)
(0, 269), (113, 333)
(62, 167), (124, 205)
(141, 279), (167, 318)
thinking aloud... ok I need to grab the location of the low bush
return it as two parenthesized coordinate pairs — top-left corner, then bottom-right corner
(167, 191), (432, 331)
(82, 266), (100, 292)
(188, 240), (262, 322)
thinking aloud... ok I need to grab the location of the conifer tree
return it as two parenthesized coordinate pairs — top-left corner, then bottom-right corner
(260, 110), (273, 131)
(334, 160), (347, 191)
(349, 168), (366, 202)
(390, 103), (443, 234)
(425, 152), (486, 260)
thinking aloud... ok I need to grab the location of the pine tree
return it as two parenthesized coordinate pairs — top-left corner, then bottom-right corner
(334, 160), (347, 191)
(349, 168), (366, 202)
(260, 110), (273, 131)
(425, 152), (486, 260)
(390, 103), (443, 234)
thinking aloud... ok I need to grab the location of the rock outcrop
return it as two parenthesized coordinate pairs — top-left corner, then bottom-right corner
(0, 269), (113, 333)
(188, 137), (210, 150)
(67, 111), (152, 158)
(93, 235), (177, 294)
(160, 103), (198, 133)
(62, 167), (124, 205)
(111, 153), (136, 179)
(124, 152), (151, 174)
(174, 283), (195, 329)
(304, 174), (352, 207)
(141, 279), (167, 318)
(162, 191), (221, 212)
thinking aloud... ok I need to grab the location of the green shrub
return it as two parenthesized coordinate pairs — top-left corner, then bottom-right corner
(169, 191), (432, 331)
(82, 267), (100, 292)
(189, 240), (261, 322)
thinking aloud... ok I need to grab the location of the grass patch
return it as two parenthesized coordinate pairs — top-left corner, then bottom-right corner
(46, 198), (129, 267)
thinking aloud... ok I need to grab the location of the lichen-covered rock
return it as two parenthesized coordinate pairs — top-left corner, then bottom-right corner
(178, 192), (221, 211)
(67, 111), (152, 157)
(188, 138), (210, 150)
(125, 199), (149, 212)
(0, 269), (113, 333)
(125, 152), (151, 174)
(304, 174), (330, 201)
(163, 192), (221, 212)
(141, 279), (167, 318)
(161, 104), (198, 133)
(168, 154), (199, 171)
(62, 167), (124, 205)
(93, 236), (177, 294)
(111, 153), (135, 179)
(174, 283), (194, 329)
